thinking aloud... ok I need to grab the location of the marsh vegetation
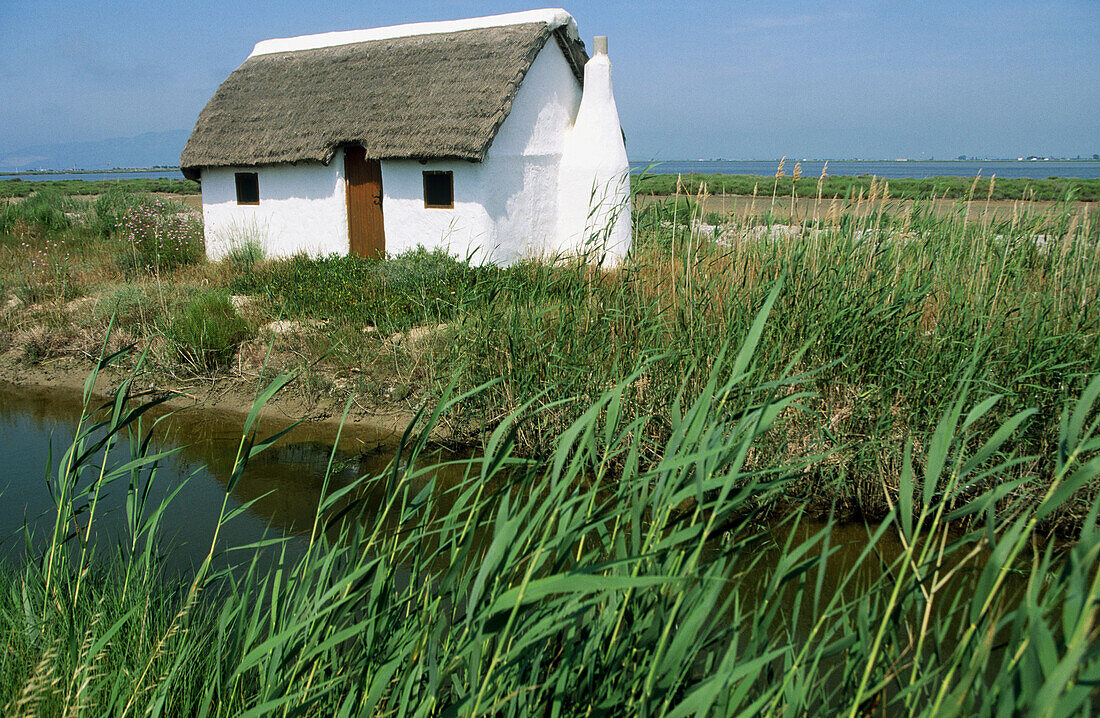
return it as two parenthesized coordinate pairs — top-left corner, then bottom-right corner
(634, 170), (1100, 202)
(0, 178), (1098, 714)
(1, 179), (1096, 526)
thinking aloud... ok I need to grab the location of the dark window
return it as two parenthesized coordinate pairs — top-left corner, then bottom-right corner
(235, 172), (259, 205)
(423, 171), (454, 209)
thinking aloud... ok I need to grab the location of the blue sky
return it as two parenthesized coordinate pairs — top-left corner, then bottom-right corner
(1, 0), (1097, 160)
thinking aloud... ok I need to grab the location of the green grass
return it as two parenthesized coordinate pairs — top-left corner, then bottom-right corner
(222, 236), (266, 274)
(1, 326), (1098, 715)
(0, 189), (210, 369)
(0, 190), (81, 236)
(89, 187), (159, 238)
(231, 247), (483, 332)
(1, 185), (1097, 526)
(633, 172), (1100, 201)
(430, 196), (1099, 525)
(166, 290), (251, 371)
(113, 195), (204, 276)
(1, 183), (1098, 712)
(0, 177), (200, 198)
(0, 191), (202, 291)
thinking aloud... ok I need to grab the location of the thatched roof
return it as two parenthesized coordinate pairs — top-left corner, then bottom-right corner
(180, 22), (587, 180)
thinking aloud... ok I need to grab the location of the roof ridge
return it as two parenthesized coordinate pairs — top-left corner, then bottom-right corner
(248, 8), (576, 58)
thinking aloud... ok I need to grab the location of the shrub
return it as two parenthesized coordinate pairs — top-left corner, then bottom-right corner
(10, 241), (81, 304)
(17, 326), (64, 363)
(232, 253), (381, 317)
(115, 197), (203, 275)
(91, 188), (154, 238)
(218, 223), (267, 274)
(95, 285), (155, 329)
(0, 191), (73, 237)
(231, 247), (477, 330)
(378, 246), (477, 319)
(224, 238), (265, 273)
(166, 291), (250, 371)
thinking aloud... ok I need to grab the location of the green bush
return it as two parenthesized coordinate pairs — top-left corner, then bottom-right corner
(13, 256), (80, 305)
(232, 247), (478, 330)
(378, 246), (477, 317)
(0, 191), (73, 236)
(222, 237), (266, 274)
(114, 197), (203, 275)
(166, 291), (250, 371)
(91, 188), (155, 238)
(232, 253), (381, 316)
(95, 285), (155, 329)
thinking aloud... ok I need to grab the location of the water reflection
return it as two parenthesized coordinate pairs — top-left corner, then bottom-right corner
(0, 380), (1017, 630)
(0, 382), (469, 569)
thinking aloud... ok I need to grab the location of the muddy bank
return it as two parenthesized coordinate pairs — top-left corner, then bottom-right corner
(0, 348), (442, 450)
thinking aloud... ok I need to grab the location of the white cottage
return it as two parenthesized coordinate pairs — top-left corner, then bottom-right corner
(180, 8), (631, 265)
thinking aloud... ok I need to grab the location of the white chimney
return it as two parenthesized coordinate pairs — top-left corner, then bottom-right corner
(555, 34), (631, 263)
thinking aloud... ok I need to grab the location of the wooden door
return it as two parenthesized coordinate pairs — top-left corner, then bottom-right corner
(345, 145), (385, 258)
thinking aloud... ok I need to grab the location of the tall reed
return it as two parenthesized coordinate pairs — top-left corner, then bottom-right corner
(440, 191), (1099, 526)
(1, 301), (1098, 715)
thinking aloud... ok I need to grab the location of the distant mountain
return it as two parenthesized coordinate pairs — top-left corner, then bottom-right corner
(0, 130), (191, 172)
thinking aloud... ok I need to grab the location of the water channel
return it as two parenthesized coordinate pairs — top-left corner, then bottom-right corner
(2, 378), (1010, 593)
(1, 379), (1049, 706)
(0, 382), (471, 572)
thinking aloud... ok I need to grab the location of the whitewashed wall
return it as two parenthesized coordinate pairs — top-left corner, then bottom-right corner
(379, 38), (581, 265)
(199, 37), (583, 265)
(556, 45), (632, 262)
(200, 151), (348, 260)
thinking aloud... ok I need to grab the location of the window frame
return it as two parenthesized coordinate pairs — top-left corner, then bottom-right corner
(422, 170), (454, 209)
(235, 172), (260, 206)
